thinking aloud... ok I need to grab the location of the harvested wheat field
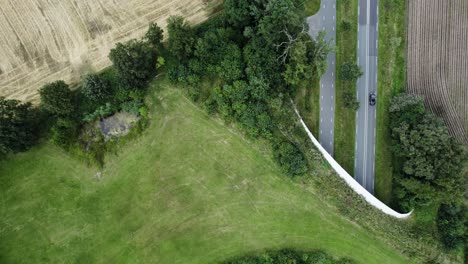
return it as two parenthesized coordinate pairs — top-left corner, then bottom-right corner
(407, 0), (468, 144)
(0, 0), (221, 102)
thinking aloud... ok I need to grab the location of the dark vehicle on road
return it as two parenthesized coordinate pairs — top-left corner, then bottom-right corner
(369, 92), (376, 106)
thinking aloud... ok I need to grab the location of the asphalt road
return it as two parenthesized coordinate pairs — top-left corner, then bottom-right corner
(354, 0), (379, 193)
(307, 0), (336, 156)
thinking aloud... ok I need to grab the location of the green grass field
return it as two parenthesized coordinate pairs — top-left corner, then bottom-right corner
(374, 0), (406, 204)
(334, 0), (358, 176)
(0, 79), (410, 263)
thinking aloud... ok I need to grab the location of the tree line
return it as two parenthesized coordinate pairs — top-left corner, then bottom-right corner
(389, 94), (466, 250)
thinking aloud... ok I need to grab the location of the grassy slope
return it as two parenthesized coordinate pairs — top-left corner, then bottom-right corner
(0, 79), (409, 263)
(334, 0), (358, 175)
(296, 77), (320, 138)
(374, 0), (406, 204)
(304, 0), (321, 16)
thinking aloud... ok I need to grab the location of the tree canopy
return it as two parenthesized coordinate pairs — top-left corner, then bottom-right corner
(144, 22), (164, 49)
(39, 80), (75, 116)
(0, 97), (39, 157)
(82, 74), (112, 102)
(167, 16), (195, 60)
(109, 40), (157, 89)
(389, 94), (465, 209)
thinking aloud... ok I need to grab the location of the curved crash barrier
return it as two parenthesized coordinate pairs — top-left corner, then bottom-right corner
(293, 107), (412, 219)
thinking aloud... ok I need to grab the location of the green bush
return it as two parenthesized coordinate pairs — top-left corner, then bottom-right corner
(338, 62), (363, 81)
(272, 138), (308, 177)
(39, 80), (76, 116)
(83, 103), (117, 123)
(120, 100), (144, 115)
(343, 91), (360, 110)
(341, 20), (352, 31)
(223, 249), (357, 264)
(82, 74), (112, 102)
(0, 97), (40, 156)
(50, 118), (79, 148)
(109, 40), (157, 89)
(144, 22), (163, 49)
(437, 203), (465, 250)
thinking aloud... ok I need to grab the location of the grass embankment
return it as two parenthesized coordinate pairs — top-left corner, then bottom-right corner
(0, 79), (409, 263)
(375, 0), (406, 204)
(334, 0), (358, 175)
(304, 0), (321, 16)
(296, 77), (320, 137)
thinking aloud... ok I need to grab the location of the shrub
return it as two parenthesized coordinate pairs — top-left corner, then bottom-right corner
(338, 62), (363, 81)
(50, 118), (79, 148)
(109, 40), (157, 89)
(82, 74), (112, 102)
(272, 138), (308, 177)
(343, 91), (360, 110)
(223, 249), (357, 264)
(83, 103), (117, 123)
(0, 97), (40, 156)
(167, 16), (195, 60)
(120, 100), (144, 115)
(341, 20), (352, 31)
(437, 203), (465, 250)
(39, 80), (75, 116)
(144, 22), (164, 48)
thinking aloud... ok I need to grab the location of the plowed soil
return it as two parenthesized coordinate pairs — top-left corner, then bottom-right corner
(407, 0), (468, 144)
(0, 0), (221, 102)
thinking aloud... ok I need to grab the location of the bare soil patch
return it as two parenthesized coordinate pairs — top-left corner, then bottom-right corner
(407, 0), (468, 144)
(0, 0), (221, 102)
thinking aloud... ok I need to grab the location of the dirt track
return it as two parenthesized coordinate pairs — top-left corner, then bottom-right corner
(407, 0), (468, 144)
(0, 0), (221, 102)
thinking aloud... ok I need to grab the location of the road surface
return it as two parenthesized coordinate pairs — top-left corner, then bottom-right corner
(354, 0), (379, 193)
(307, 0), (337, 156)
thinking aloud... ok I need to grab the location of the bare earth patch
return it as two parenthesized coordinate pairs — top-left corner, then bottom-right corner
(407, 0), (468, 144)
(0, 0), (221, 102)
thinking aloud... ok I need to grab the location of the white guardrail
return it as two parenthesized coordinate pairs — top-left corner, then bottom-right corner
(293, 107), (412, 219)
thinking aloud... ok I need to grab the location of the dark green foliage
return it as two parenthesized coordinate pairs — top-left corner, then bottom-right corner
(436, 203), (465, 250)
(341, 20), (352, 32)
(243, 37), (282, 89)
(145, 22), (164, 48)
(213, 80), (274, 138)
(338, 62), (363, 81)
(389, 94), (465, 210)
(50, 118), (78, 148)
(223, 249), (356, 264)
(120, 99), (144, 115)
(282, 34), (316, 86)
(272, 138), (308, 177)
(343, 91), (360, 110)
(223, 0), (268, 29)
(0, 97), (39, 156)
(82, 103), (117, 123)
(82, 74), (112, 102)
(167, 16), (195, 60)
(109, 40), (157, 89)
(193, 27), (244, 82)
(39, 80), (76, 116)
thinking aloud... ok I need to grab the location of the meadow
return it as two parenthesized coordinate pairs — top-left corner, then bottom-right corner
(0, 79), (409, 263)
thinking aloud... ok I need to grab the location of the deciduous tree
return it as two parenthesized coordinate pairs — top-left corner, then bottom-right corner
(109, 40), (157, 89)
(39, 80), (75, 116)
